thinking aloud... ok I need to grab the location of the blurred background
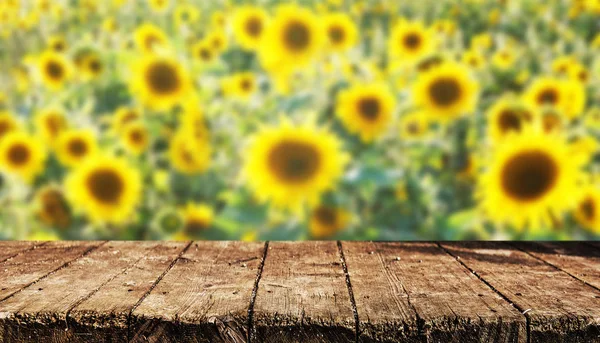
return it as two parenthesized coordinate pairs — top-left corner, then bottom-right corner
(0, 0), (599, 241)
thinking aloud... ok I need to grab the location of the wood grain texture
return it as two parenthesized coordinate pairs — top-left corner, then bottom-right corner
(251, 241), (355, 343)
(440, 242), (600, 343)
(0, 241), (599, 342)
(0, 241), (102, 301)
(68, 241), (190, 342)
(0, 241), (164, 343)
(130, 241), (265, 343)
(512, 242), (600, 291)
(344, 242), (525, 343)
(0, 241), (42, 263)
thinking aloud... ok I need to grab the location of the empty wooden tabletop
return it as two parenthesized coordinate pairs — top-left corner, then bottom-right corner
(0, 241), (599, 343)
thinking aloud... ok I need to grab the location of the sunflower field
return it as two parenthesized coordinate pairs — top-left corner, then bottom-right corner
(0, 0), (599, 241)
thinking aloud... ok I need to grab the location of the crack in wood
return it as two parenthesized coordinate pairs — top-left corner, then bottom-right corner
(507, 242), (600, 296)
(0, 241), (107, 304)
(0, 241), (48, 265)
(436, 242), (531, 343)
(337, 241), (360, 343)
(126, 240), (193, 342)
(246, 241), (269, 343)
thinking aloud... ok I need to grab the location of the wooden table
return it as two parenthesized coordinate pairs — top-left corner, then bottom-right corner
(0, 241), (599, 342)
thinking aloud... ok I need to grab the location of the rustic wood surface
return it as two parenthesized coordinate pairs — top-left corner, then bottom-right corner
(0, 241), (598, 343)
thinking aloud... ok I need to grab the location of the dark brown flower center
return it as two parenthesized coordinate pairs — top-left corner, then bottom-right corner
(315, 207), (337, 226)
(580, 197), (596, 221)
(537, 88), (559, 105)
(357, 97), (381, 121)
(88, 59), (102, 73)
(498, 109), (522, 133)
(199, 48), (212, 61)
(245, 17), (263, 37)
(429, 77), (461, 107)
(86, 169), (124, 203)
(328, 26), (345, 44)
(46, 61), (64, 80)
(268, 140), (321, 184)
(403, 32), (422, 49)
(283, 20), (310, 51)
(417, 56), (443, 72)
(7, 143), (30, 166)
(130, 129), (145, 144)
(146, 61), (180, 95)
(46, 114), (66, 137)
(240, 79), (252, 91)
(68, 138), (87, 157)
(501, 151), (558, 202)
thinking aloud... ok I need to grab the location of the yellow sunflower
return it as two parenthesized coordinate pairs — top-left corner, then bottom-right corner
(205, 30), (228, 54)
(173, 4), (200, 28)
(233, 6), (269, 51)
(35, 186), (71, 229)
(112, 106), (142, 133)
(478, 128), (584, 230)
(323, 12), (358, 53)
(0, 132), (47, 183)
(309, 205), (349, 238)
(574, 186), (600, 233)
(399, 110), (430, 140)
(81, 53), (104, 81)
(243, 120), (349, 211)
(134, 23), (169, 54)
(179, 99), (208, 141)
(65, 155), (142, 223)
(487, 98), (534, 143)
(388, 20), (435, 63)
(223, 72), (257, 99)
(180, 203), (214, 236)
(55, 129), (97, 167)
(47, 35), (67, 52)
(523, 77), (584, 120)
(191, 40), (217, 63)
(462, 49), (485, 70)
(168, 129), (211, 174)
(121, 122), (150, 155)
(130, 55), (192, 111)
(37, 51), (71, 90)
(258, 5), (324, 72)
(491, 49), (516, 70)
(0, 112), (19, 141)
(148, 0), (170, 13)
(35, 107), (69, 144)
(412, 62), (479, 122)
(336, 83), (396, 142)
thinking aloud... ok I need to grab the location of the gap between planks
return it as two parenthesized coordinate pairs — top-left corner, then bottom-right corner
(4, 241), (591, 342)
(507, 242), (600, 296)
(436, 242), (532, 343)
(0, 241), (48, 264)
(0, 241), (108, 303)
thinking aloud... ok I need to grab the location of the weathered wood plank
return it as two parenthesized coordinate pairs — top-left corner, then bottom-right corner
(251, 241), (355, 343)
(341, 241), (419, 342)
(0, 241), (166, 343)
(130, 241), (265, 343)
(440, 242), (600, 343)
(0, 241), (41, 263)
(512, 242), (600, 291)
(67, 241), (190, 342)
(343, 242), (525, 343)
(0, 241), (102, 301)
